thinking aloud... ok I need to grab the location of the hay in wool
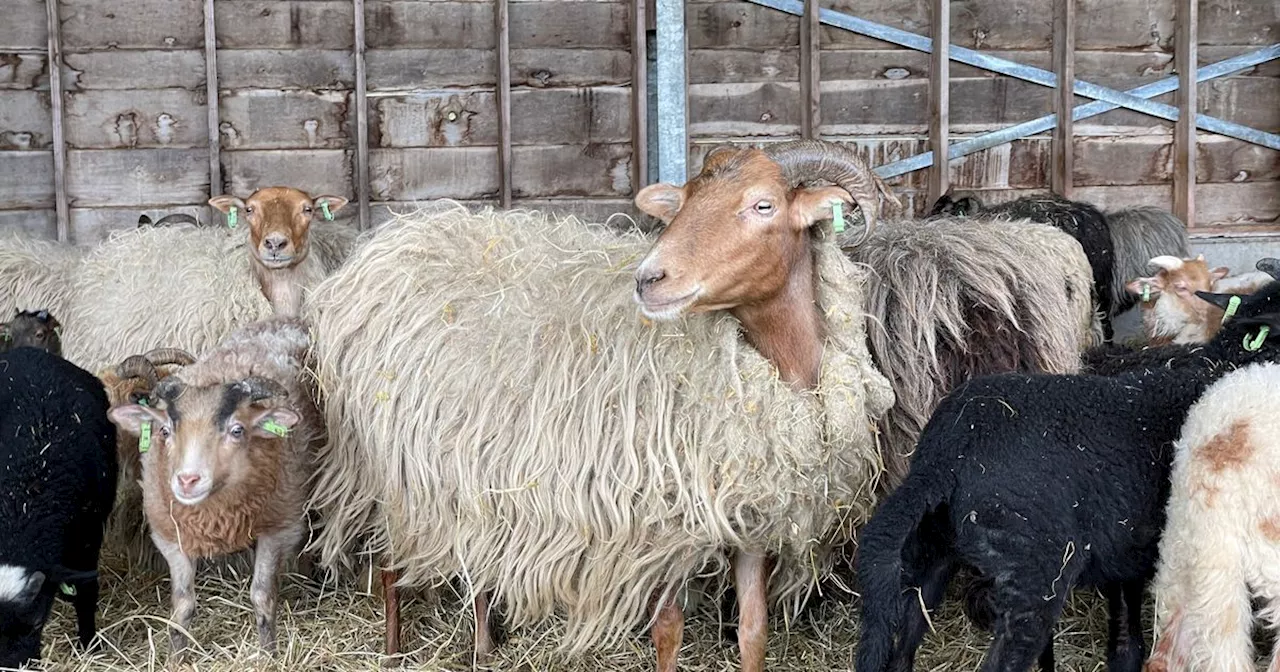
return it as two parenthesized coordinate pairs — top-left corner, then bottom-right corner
(840, 217), (1095, 486)
(0, 232), (82, 317)
(306, 203), (894, 653)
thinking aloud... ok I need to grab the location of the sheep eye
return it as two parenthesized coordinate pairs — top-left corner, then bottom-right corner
(754, 201), (774, 215)
(159, 426), (171, 439)
(34, 330), (44, 338)
(229, 425), (245, 439)
(302, 205), (313, 214)
(244, 206), (255, 214)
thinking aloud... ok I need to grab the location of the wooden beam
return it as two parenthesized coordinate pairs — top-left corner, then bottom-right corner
(926, 0), (948, 203)
(496, 0), (512, 208)
(203, 0), (221, 199)
(655, 0), (688, 184)
(1174, 0), (1197, 226)
(799, 0), (821, 139)
(354, 0), (370, 229)
(1051, 0), (1075, 197)
(631, 0), (648, 193)
(45, 0), (68, 242)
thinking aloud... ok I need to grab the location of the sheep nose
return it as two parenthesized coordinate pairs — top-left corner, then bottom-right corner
(176, 472), (202, 490)
(635, 268), (666, 295)
(263, 235), (288, 253)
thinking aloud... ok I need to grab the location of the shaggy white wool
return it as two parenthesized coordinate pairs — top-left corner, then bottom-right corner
(305, 203), (894, 652)
(0, 234), (81, 318)
(1150, 362), (1280, 672)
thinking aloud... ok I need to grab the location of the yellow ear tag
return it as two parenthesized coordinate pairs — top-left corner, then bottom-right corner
(138, 421), (151, 453)
(831, 202), (846, 233)
(262, 419), (290, 437)
(226, 207), (238, 229)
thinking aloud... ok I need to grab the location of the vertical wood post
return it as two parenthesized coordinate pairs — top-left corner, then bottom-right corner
(353, 0), (370, 229)
(1051, 0), (1075, 197)
(203, 0), (221, 200)
(1174, 0), (1197, 226)
(927, 0), (949, 204)
(631, 0), (648, 193)
(655, 0), (688, 185)
(45, 0), (68, 242)
(496, 0), (513, 208)
(799, 0), (821, 139)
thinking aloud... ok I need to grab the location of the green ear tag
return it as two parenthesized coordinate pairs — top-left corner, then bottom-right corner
(262, 419), (290, 437)
(320, 201), (334, 221)
(831, 202), (846, 233)
(138, 421), (151, 453)
(1244, 325), (1271, 352)
(1223, 295), (1241, 324)
(59, 583), (76, 597)
(226, 207), (239, 229)
(1141, 283), (1151, 303)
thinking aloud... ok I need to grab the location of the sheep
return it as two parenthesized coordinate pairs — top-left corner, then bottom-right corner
(853, 259), (1280, 672)
(1127, 255), (1275, 346)
(209, 187), (355, 317)
(0, 233), (81, 319)
(137, 213), (199, 228)
(0, 309), (62, 356)
(1143, 361), (1280, 672)
(107, 317), (322, 658)
(307, 140), (898, 671)
(97, 348), (197, 567)
(0, 346), (118, 669)
(1106, 206), (1191, 316)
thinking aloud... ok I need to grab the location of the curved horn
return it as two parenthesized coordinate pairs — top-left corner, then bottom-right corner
(143, 348), (197, 368)
(1147, 255), (1185, 272)
(114, 355), (158, 389)
(234, 376), (289, 403)
(1257, 257), (1280, 281)
(763, 140), (900, 247)
(155, 376), (186, 403)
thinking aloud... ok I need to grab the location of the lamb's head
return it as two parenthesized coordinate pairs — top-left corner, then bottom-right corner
(0, 565), (96, 668)
(632, 140), (893, 321)
(0, 310), (61, 356)
(108, 375), (301, 506)
(1196, 258), (1280, 356)
(1127, 255), (1229, 345)
(209, 187), (348, 271)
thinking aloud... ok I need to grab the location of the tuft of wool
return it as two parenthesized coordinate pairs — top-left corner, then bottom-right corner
(306, 203), (894, 652)
(840, 217), (1095, 485)
(0, 233), (82, 317)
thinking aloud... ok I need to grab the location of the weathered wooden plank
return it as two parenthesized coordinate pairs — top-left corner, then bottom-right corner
(204, 0), (222, 194)
(61, 0), (203, 50)
(369, 144), (632, 200)
(0, 91), (52, 148)
(365, 2), (627, 49)
(1173, 0), (1196, 226)
(63, 89), (207, 149)
(215, 1), (355, 50)
(220, 90), (351, 149)
(1075, 135), (1280, 186)
(1051, 0), (1074, 197)
(799, 0), (820, 139)
(0, 209), (56, 240)
(631, 0), (647, 190)
(927, 0), (948, 201)
(68, 204), (209, 246)
(221, 149), (353, 198)
(0, 151), (54, 209)
(370, 87), (630, 148)
(355, 0), (371, 230)
(1197, 0), (1278, 47)
(217, 50), (356, 90)
(0, 0), (48, 51)
(66, 149), (211, 207)
(62, 51), (205, 90)
(497, 0), (512, 208)
(1199, 76), (1280, 131)
(366, 48), (631, 90)
(47, 0), (69, 242)
(0, 54), (48, 90)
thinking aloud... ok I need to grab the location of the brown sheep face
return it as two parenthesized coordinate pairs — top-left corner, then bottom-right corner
(107, 378), (300, 506)
(209, 187), (348, 270)
(632, 148), (851, 321)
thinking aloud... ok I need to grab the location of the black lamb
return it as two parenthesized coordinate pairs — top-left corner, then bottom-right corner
(0, 347), (118, 668)
(854, 258), (1280, 672)
(930, 192), (1117, 340)
(0, 310), (62, 357)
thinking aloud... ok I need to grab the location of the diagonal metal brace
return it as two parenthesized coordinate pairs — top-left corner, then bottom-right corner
(744, 0), (1280, 151)
(875, 46), (1280, 178)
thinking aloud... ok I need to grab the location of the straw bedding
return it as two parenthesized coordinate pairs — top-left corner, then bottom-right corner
(305, 203), (895, 653)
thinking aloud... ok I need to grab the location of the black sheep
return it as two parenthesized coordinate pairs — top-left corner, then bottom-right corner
(854, 259), (1280, 672)
(0, 347), (118, 668)
(0, 310), (62, 357)
(930, 192), (1117, 340)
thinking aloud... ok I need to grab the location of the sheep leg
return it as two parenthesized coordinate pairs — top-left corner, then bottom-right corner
(251, 527), (300, 654)
(890, 555), (958, 670)
(474, 592), (496, 661)
(71, 575), (100, 650)
(653, 591), (683, 672)
(1101, 581), (1146, 672)
(153, 534), (197, 659)
(978, 570), (1076, 672)
(1183, 561), (1252, 672)
(382, 568), (401, 657)
(733, 551), (769, 672)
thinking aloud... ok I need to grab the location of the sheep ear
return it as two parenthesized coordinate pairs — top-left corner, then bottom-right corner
(312, 195), (348, 217)
(108, 404), (166, 436)
(1194, 290), (1235, 312)
(208, 195), (246, 214)
(249, 407), (300, 439)
(1210, 266), (1230, 281)
(791, 186), (854, 231)
(635, 184), (686, 223)
(1126, 276), (1162, 299)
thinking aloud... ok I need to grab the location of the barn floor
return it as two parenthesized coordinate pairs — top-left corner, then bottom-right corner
(38, 551), (1133, 672)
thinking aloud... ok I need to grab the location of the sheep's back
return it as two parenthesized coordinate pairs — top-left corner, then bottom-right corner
(0, 234), (81, 318)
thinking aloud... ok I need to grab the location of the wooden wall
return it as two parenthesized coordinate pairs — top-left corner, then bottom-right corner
(1, 0), (1276, 243)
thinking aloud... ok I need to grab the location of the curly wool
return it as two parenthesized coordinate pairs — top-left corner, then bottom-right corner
(0, 233), (81, 317)
(306, 203), (894, 652)
(840, 217), (1095, 485)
